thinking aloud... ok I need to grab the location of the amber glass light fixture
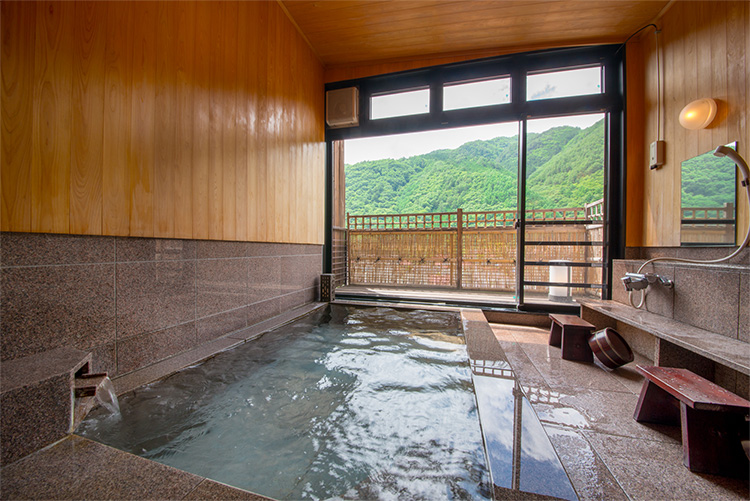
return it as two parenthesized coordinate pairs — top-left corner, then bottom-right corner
(678, 98), (717, 130)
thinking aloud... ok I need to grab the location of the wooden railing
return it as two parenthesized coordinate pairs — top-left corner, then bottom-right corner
(681, 203), (736, 245)
(344, 200), (605, 294)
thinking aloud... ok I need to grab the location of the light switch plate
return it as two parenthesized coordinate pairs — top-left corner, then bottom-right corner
(650, 140), (665, 169)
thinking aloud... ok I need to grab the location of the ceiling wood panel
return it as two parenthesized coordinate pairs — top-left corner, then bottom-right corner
(281, 0), (671, 66)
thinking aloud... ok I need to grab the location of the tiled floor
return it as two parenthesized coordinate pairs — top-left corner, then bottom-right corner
(489, 322), (750, 501)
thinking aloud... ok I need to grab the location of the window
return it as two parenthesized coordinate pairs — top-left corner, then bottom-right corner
(527, 66), (602, 101)
(443, 77), (511, 111)
(370, 88), (430, 120)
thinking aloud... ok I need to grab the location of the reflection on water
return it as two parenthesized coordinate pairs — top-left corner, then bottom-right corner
(78, 306), (491, 501)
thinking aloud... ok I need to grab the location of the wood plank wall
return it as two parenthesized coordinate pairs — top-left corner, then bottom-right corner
(1, 1), (325, 244)
(629, 0), (749, 247)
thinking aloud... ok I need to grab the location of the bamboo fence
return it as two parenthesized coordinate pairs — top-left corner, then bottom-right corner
(346, 201), (605, 296)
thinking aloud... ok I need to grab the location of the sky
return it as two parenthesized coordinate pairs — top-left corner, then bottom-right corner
(344, 67), (603, 165)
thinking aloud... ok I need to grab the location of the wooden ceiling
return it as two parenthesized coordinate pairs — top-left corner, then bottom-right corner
(281, 1), (671, 67)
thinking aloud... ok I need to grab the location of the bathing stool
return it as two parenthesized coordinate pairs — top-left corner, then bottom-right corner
(634, 365), (750, 477)
(548, 314), (596, 362)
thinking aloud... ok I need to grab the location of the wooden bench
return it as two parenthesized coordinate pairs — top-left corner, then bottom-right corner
(548, 314), (596, 362)
(634, 365), (750, 477)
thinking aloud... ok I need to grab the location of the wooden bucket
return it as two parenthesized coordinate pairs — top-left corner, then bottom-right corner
(588, 328), (634, 369)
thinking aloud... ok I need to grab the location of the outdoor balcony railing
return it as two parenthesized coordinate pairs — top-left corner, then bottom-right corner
(339, 200), (605, 297)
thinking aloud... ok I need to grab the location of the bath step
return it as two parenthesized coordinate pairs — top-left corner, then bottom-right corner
(634, 365), (750, 477)
(548, 314), (596, 362)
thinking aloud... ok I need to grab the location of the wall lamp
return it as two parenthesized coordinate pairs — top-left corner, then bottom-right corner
(678, 98), (717, 130)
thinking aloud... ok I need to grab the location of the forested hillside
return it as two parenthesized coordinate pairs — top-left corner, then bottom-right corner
(345, 119), (605, 215)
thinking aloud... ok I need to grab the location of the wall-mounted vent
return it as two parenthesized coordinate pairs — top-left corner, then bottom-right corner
(326, 87), (359, 128)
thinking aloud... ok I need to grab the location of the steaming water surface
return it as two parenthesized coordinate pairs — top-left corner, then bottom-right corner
(78, 305), (491, 500)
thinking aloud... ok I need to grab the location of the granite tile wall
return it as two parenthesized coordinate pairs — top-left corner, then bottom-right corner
(612, 258), (749, 341)
(0, 232), (322, 377)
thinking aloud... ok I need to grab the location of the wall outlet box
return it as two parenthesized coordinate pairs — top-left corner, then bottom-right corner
(650, 140), (665, 169)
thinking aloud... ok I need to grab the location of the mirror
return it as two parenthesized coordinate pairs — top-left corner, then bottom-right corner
(681, 142), (737, 246)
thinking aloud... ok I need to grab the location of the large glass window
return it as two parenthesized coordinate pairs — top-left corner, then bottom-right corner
(523, 114), (606, 304)
(325, 45), (623, 308)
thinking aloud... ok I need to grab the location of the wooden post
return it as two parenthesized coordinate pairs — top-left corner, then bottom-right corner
(457, 208), (463, 289)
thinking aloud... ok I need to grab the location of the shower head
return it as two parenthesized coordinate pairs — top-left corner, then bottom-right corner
(714, 145), (750, 186)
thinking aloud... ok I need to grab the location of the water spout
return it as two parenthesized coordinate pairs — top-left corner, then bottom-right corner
(95, 376), (120, 416)
(75, 373), (120, 417)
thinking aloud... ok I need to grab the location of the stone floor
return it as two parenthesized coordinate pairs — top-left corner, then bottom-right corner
(0, 435), (271, 500)
(489, 322), (750, 501)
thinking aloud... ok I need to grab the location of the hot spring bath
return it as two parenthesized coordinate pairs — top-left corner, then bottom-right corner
(78, 305), (492, 500)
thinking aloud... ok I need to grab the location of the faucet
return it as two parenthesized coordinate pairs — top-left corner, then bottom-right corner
(621, 272), (674, 291)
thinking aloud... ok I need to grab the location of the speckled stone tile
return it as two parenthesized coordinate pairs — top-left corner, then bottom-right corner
(529, 387), (681, 443)
(605, 350), (653, 395)
(196, 258), (248, 318)
(279, 254), (320, 295)
(462, 310), (508, 362)
(197, 240), (247, 259)
(90, 341), (117, 376)
(1, 264), (116, 360)
(246, 242), (282, 257)
(0, 435), (204, 500)
(115, 237), (196, 262)
(612, 321), (656, 362)
(1, 375), (71, 465)
(673, 266), (740, 338)
(639, 262), (675, 318)
(739, 271), (749, 343)
(1, 346), (89, 392)
(494, 341), (549, 388)
(490, 324), (551, 388)
(0, 232), (114, 267)
(518, 340), (635, 393)
(196, 308), (247, 344)
(248, 256), (280, 304)
(116, 260), (196, 338)
(279, 286), (317, 313)
(117, 322), (197, 375)
(184, 479), (273, 500)
(585, 431), (750, 500)
(614, 261), (674, 317)
(245, 298), (282, 326)
(112, 337), (241, 396)
(611, 260), (630, 305)
(543, 424), (627, 501)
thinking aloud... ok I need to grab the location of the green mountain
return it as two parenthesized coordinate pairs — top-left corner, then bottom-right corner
(345, 119), (605, 215)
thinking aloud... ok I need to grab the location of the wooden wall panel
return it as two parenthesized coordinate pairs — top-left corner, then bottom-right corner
(31, 1), (74, 234)
(1, 1), (35, 231)
(632, 1), (749, 247)
(173, 1), (196, 240)
(70, 1), (106, 235)
(102, 1), (133, 236)
(154, 1), (176, 238)
(1, 0), (325, 244)
(128, 2), (156, 238)
(191, 0), (211, 241)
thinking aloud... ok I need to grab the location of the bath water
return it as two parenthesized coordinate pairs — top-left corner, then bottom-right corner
(78, 306), (491, 500)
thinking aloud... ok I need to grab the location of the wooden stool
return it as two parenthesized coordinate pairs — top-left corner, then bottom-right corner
(548, 314), (596, 362)
(634, 365), (750, 477)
